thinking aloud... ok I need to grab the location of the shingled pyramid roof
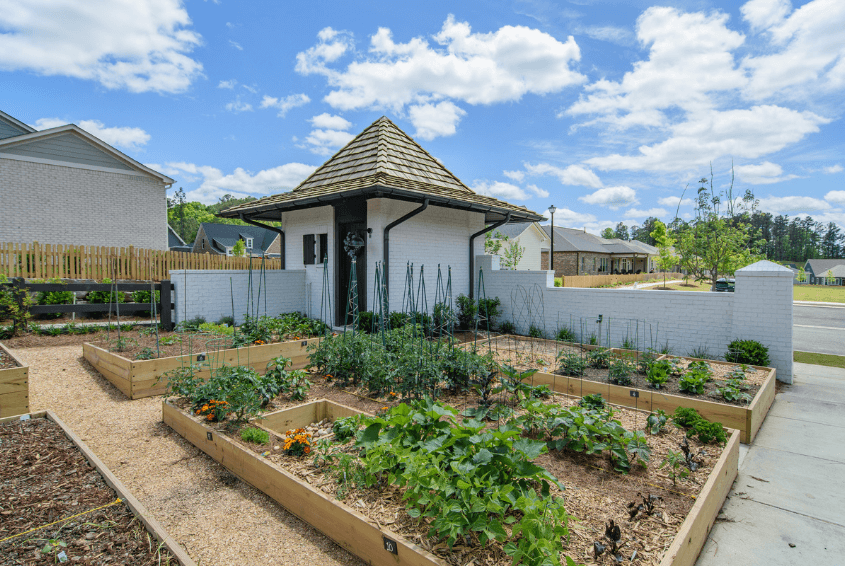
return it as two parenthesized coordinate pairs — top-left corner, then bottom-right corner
(220, 117), (544, 223)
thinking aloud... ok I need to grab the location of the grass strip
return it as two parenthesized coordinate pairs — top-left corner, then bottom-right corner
(793, 351), (845, 369)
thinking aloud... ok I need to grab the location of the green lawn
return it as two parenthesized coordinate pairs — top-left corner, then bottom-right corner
(793, 285), (845, 303)
(645, 279), (711, 292)
(794, 351), (845, 369)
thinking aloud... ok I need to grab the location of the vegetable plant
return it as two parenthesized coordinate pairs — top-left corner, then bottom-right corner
(578, 393), (606, 411)
(587, 347), (612, 369)
(645, 360), (670, 389)
(557, 352), (586, 376)
(672, 407), (727, 445)
(608, 358), (635, 385)
(660, 450), (689, 486)
(646, 409), (667, 435)
(556, 326), (576, 342)
(332, 416), (361, 442)
(678, 372), (707, 395)
(241, 427), (269, 444)
(715, 379), (752, 403)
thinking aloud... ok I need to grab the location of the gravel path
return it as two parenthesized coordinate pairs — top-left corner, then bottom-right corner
(9, 344), (363, 566)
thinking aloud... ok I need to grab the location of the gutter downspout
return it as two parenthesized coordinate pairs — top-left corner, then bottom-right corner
(239, 214), (285, 269)
(469, 213), (511, 299)
(384, 199), (429, 302)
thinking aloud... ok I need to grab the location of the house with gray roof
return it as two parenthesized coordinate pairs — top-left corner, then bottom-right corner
(192, 223), (281, 257)
(541, 225), (659, 276)
(0, 109), (173, 250)
(804, 258), (845, 285)
(219, 116), (544, 325)
(168, 225), (193, 253)
(487, 222), (550, 270)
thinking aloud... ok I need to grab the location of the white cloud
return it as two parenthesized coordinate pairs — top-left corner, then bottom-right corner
(225, 98), (253, 113)
(309, 113), (352, 130)
(758, 195), (831, 213)
(657, 196), (696, 207)
(296, 16), (585, 138)
(578, 186), (639, 209)
(545, 208), (597, 226)
(302, 129), (355, 156)
(229, 40), (243, 51)
(567, 7), (746, 129)
(218, 79), (236, 89)
(503, 170), (525, 182)
(523, 163), (603, 188)
(472, 181), (530, 200)
(408, 101), (466, 140)
(0, 0), (202, 93)
(587, 106), (828, 172)
(624, 207), (668, 218)
(242, 84), (258, 94)
(824, 190), (845, 206)
(527, 184), (549, 198)
(742, 0), (845, 100)
(161, 161), (317, 203)
(581, 25), (634, 46)
(735, 161), (798, 184)
(259, 93), (310, 117)
(823, 164), (843, 174)
(35, 117), (150, 151)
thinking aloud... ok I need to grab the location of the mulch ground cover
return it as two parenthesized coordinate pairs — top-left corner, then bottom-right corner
(0, 349), (18, 370)
(0, 417), (177, 565)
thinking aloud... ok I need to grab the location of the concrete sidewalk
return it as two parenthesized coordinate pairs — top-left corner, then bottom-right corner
(696, 362), (845, 565)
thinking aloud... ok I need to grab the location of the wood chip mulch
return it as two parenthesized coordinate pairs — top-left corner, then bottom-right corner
(0, 417), (176, 565)
(0, 349), (18, 370)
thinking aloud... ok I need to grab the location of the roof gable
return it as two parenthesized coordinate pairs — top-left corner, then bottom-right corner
(806, 258), (845, 274)
(0, 110), (35, 140)
(199, 223), (278, 253)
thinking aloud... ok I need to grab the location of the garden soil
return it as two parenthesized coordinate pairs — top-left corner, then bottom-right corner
(7, 344), (363, 566)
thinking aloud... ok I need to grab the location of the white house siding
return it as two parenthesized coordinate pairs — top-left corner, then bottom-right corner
(282, 206), (335, 324)
(480, 257), (794, 383)
(0, 157), (168, 249)
(367, 199), (485, 312)
(171, 269), (306, 325)
(509, 228), (546, 271)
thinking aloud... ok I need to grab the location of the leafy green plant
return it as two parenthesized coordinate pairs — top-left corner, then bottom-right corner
(672, 407), (726, 445)
(217, 315), (235, 326)
(608, 358), (635, 385)
(687, 345), (713, 360)
(658, 341), (671, 355)
(0, 275), (34, 335)
(109, 336), (137, 352)
(660, 450), (689, 485)
(646, 409), (667, 435)
(587, 347), (612, 369)
(199, 322), (234, 336)
(332, 416), (361, 442)
(578, 393), (606, 411)
(34, 278), (74, 319)
(621, 336), (635, 350)
(715, 379), (752, 403)
(176, 315), (206, 332)
(265, 356), (311, 401)
(87, 278), (126, 305)
(132, 289), (160, 316)
(455, 294), (477, 330)
(527, 324), (544, 339)
(678, 373), (707, 395)
(557, 352), (586, 376)
(645, 360), (670, 389)
(556, 326), (576, 342)
(135, 347), (157, 360)
(588, 332), (598, 345)
(725, 339), (770, 367)
(241, 426), (269, 444)
(499, 320), (515, 334)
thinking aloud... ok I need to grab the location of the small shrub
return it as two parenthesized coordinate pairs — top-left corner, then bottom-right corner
(555, 326), (576, 342)
(217, 315), (235, 326)
(587, 347), (612, 369)
(672, 407), (726, 445)
(557, 352), (586, 376)
(621, 336), (635, 350)
(725, 339), (770, 367)
(34, 278), (74, 319)
(357, 311), (376, 333)
(588, 332), (598, 345)
(177, 315), (206, 332)
(578, 393), (606, 410)
(527, 324), (545, 338)
(87, 279), (127, 305)
(455, 294), (477, 330)
(241, 426), (269, 444)
(608, 358), (635, 386)
(498, 320), (515, 334)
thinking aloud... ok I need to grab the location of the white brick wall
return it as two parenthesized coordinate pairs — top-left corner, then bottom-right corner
(481, 258), (794, 383)
(171, 269), (306, 325)
(0, 157), (168, 249)
(281, 206), (334, 325)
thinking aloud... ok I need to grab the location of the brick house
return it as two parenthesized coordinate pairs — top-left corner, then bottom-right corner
(0, 109), (173, 249)
(219, 117), (544, 325)
(540, 225), (658, 277)
(192, 222), (281, 257)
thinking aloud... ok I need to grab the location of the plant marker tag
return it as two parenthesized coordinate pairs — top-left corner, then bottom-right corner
(20, 414), (31, 421)
(301, 340), (307, 347)
(197, 353), (206, 362)
(629, 390), (639, 398)
(383, 536), (398, 555)
(57, 551), (68, 563)
(207, 432), (213, 441)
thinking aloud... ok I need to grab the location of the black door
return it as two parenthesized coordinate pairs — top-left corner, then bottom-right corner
(335, 199), (367, 326)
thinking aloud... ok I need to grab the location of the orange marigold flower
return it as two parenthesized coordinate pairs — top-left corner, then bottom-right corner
(304, 447), (311, 454)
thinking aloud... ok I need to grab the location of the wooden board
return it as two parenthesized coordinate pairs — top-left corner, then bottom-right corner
(0, 411), (195, 566)
(528, 365), (776, 444)
(256, 399), (371, 435)
(0, 342), (29, 418)
(84, 338), (322, 400)
(162, 401), (446, 566)
(659, 429), (740, 566)
(165, 401), (739, 566)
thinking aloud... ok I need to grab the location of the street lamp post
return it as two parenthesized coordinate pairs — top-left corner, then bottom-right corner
(548, 205), (556, 274)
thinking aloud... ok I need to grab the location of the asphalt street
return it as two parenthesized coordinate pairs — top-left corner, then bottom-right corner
(793, 304), (845, 355)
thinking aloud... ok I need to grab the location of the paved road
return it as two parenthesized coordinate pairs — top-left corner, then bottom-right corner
(793, 304), (845, 355)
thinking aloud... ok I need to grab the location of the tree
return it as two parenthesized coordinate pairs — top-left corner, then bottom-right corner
(613, 223), (630, 241)
(650, 220), (676, 287)
(232, 239), (246, 257)
(825, 269), (836, 285)
(673, 169), (764, 288)
(822, 222), (844, 258)
(484, 230), (505, 255)
(500, 240), (525, 270)
(632, 217), (660, 246)
(601, 227), (615, 239)
(797, 267), (807, 283)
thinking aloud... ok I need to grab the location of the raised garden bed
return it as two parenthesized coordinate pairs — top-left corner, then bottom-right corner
(0, 341), (29, 417)
(163, 388), (739, 566)
(83, 337), (321, 399)
(0, 410), (194, 565)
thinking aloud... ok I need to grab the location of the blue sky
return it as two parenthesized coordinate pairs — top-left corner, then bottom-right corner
(2, 0), (844, 233)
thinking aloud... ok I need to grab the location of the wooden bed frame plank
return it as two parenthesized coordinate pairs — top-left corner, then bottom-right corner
(0, 342), (29, 418)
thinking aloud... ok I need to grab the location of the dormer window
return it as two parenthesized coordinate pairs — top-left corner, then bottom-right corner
(246, 238), (253, 249)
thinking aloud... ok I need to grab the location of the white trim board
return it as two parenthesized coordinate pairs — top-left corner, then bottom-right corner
(0, 153), (154, 179)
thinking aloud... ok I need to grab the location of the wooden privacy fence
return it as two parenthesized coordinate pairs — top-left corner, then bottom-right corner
(0, 242), (282, 281)
(559, 272), (685, 288)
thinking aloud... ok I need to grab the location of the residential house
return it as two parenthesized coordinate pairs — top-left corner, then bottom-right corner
(192, 223), (281, 257)
(804, 259), (845, 286)
(0, 109), (173, 249)
(218, 116), (543, 325)
(540, 226), (659, 276)
(488, 222), (550, 270)
(168, 225), (193, 253)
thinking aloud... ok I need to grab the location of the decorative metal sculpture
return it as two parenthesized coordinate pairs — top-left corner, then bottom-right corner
(343, 232), (365, 258)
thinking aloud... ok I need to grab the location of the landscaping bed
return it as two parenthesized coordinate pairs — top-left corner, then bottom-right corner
(163, 360), (739, 566)
(0, 411), (194, 565)
(0, 341), (29, 417)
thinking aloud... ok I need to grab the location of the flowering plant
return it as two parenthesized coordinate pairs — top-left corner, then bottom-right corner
(282, 428), (312, 456)
(195, 399), (230, 422)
